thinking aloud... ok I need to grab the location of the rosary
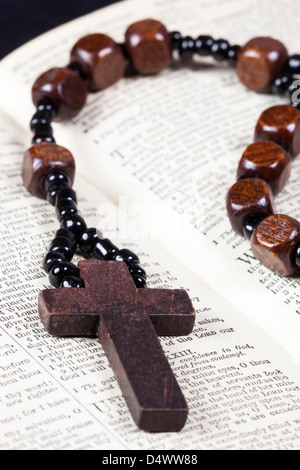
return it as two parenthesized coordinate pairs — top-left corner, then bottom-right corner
(21, 19), (300, 432)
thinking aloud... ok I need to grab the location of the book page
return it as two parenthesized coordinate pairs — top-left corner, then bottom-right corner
(2, 0), (300, 451)
(1, 0), (300, 359)
(1, 113), (300, 450)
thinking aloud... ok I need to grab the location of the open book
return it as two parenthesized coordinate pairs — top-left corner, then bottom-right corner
(1, 0), (300, 450)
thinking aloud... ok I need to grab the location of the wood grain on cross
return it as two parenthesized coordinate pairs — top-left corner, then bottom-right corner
(38, 260), (195, 432)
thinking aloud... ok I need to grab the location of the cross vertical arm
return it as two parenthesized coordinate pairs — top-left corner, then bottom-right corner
(99, 306), (188, 432)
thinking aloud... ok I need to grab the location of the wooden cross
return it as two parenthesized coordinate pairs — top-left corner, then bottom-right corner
(38, 260), (195, 432)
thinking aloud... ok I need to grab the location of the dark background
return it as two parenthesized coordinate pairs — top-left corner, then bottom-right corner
(0, 0), (121, 59)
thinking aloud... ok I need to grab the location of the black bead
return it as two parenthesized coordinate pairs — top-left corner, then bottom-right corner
(132, 275), (147, 288)
(227, 44), (241, 65)
(129, 263), (147, 280)
(55, 187), (77, 205)
(60, 276), (85, 288)
(272, 73), (293, 96)
(179, 36), (195, 62)
(194, 35), (214, 57)
(32, 134), (56, 144)
(44, 170), (71, 192)
(287, 54), (300, 74)
(32, 120), (55, 145)
(211, 39), (230, 61)
(31, 121), (53, 135)
(56, 199), (78, 222)
(169, 31), (182, 50)
(49, 262), (79, 288)
(42, 251), (66, 274)
(295, 246), (300, 267)
(242, 214), (265, 241)
(78, 227), (103, 255)
(48, 236), (75, 261)
(113, 248), (140, 265)
(93, 238), (119, 260)
(30, 111), (52, 132)
(47, 182), (70, 206)
(60, 214), (87, 236)
(37, 98), (56, 116)
(55, 228), (77, 246)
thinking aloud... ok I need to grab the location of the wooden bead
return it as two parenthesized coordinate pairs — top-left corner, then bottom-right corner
(22, 142), (75, 198)
(237, 141), (291, 195)
(226, 178), (275, 236)
(70, 34), (127, 91)
(32, 67), (87, 120)
(124, 19), (172, 74)
(251, 214), (300, 276)
(254, 105), (300, 157)
(236, 37), (288, 92)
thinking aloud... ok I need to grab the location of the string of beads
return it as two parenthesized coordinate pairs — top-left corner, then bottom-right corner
(22, 19), (300, 285)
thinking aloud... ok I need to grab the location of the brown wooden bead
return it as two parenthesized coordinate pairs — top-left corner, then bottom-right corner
(254, 105), (300, 157)
(124, 18), (172, 74)
(22, 142), (75, 198)
(226, 178), (275, 236)
(236, 37), (288, 92)
(237, 141), (291, 195)
(251, 214), (300, 276)
(32, 67), (87, 120)
(70, 34), (127, 91)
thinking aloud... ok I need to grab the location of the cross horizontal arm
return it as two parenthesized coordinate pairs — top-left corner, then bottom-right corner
(38, 287), (195, 337)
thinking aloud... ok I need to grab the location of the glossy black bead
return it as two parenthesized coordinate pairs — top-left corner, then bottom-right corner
(42, 251), (66, 274)
(32, 121), (55, 144)
(32, 134), (56, 144)
(56, 199), (78, 222)
(194, 35), (214, 57)
(48, 236), (75, 261)
(55, 187), (77, 205)
(129, 263), (147, 279)
(295, 245), (300, 267)
(60, 214), (87, 236)
(93, 238), (119, 260)
(47, 182), (70, 206)
(55, 228), (77, 245)
(132, 275), (147, 288)
(37, 98), (56, 115)
(113, 248), (140, 265)
(211, 39), (230, 61)
(31, 121), (53, 135)
(287, 54), (300, 74)
(30, 111), (52, 132)
(60, 276), (85, 288)
(227, 44), (241, 65)
(44, 170), (71, 192)
(179, 36), (195, 62)
(272, 73), (293, 96)
(78, 227), (103, 255)
(169, 31), (182, 50)
(242, 214), (265, 241)
(49, 261), (79, 288)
